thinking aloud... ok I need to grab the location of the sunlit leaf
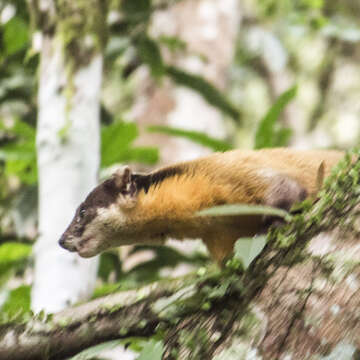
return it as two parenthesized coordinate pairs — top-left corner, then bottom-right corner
(69, 340), (123, 360)
(197, 204), (292, 222)
(137, 339), (164, 360)
(101, 121), (138, 167)
(234, 236), (267, 269)
(0, 242), (32, 264)
(147, 125), (232, 152)
(0, 285), (30, 321)
(0, 242), (32, 275)
(101, 121), (159, 167)
(254, 86), (297, 149)
(166, 66), (240, 121)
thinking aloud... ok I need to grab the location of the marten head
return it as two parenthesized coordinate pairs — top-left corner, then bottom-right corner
(59, 165), (182, 257)
(59, 166), (140, 258)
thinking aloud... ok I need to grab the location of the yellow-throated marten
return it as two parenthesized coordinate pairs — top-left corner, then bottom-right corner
(59, 148), (344, 263)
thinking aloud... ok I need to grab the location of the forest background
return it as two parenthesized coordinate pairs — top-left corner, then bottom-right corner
(1, 0), (360, 359)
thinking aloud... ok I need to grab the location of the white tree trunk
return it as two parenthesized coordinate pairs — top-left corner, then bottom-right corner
(32, 36), (102, 313)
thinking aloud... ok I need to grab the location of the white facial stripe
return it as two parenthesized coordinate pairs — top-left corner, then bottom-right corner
(96, 204), (127, 228)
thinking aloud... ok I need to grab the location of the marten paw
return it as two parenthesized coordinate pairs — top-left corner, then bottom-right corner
(112, 166), (138, 209)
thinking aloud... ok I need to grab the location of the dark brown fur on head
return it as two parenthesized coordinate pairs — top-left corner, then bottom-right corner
(59, 165), (182, 257)
(59, 167), (136, 257)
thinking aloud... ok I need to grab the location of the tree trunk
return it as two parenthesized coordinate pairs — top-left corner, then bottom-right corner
(1, 152), (359, 359)
(133, 0), (241, 164)
(30, 0), (106, 312)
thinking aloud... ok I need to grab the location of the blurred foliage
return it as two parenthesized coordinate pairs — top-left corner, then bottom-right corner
(0, 285), (30, 323)
(101, 120), (159, 167)
(3, 16), (29, 55)
(254, 86), (297, 149)
(69, 337), (164, 360)
(0, 242), (32, 322)
(137, 339), (164, 360)
(166, 66), (241, 121)
(94, 245), (207, 298)
(69, 340), (124, 360)
(256, 0), (327, 28)
(0, 118), (37, 184)
(0, 242), (31, 268)
(148, 125), (233, 152)
(136, 35), (165, 79)
(0, 2), (360, 355)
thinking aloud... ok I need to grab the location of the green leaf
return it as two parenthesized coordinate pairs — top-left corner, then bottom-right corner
(0, 285), (31, 321)
(273, 127), (293, 147)
(158, 35), (187, 52)
(122, 147), (159, 164)
(197, 204), (292, 222)
(234, 236), (267, 269)
(98, 252), (122, 283)
(101, 121), (138, 167)
(147, 125), (233, 152)
(165, 66), (240, 121)
(5, 157), (37, 184)
(137, 339), (164, 360)
(0, 243), (32, 285)
(0, 242), (32, 270)
(4, 17), (29, 55)
(101, 121), (159, 167)
(254, 86), (297, 149)
(0, 119), (37, 184)
(122, 0), (151, 24)
(69, 340), (123, 360)
(137, 36), (165, 78)
(10, 119), (36, 139)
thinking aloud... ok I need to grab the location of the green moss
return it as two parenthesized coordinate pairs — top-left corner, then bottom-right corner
(269, 150), (360, 254)
(119, 327), (128, 336)
(56, 317), (72, 327)
(178, 328), (209, 358)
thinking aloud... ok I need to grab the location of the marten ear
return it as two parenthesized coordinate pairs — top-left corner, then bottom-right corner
(315, 161), (325, 194)
(112, 166), (138, 209)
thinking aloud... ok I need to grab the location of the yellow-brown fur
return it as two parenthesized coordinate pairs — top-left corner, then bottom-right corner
(59, 148), (344, 263)
(121, 149), (343, 262)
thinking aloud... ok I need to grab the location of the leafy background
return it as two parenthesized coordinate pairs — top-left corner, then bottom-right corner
(1, 0), (360, 357)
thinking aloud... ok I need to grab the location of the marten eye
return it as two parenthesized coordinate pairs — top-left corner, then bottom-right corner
(79, 209), (86, 219)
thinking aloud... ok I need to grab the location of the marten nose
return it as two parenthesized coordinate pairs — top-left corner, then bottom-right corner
(59, 234), (67, 249)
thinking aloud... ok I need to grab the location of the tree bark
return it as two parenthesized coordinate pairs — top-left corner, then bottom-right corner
(132, 0), (241, 164)
(1, 152), (359, 359)
(30, 0), (106, 312)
